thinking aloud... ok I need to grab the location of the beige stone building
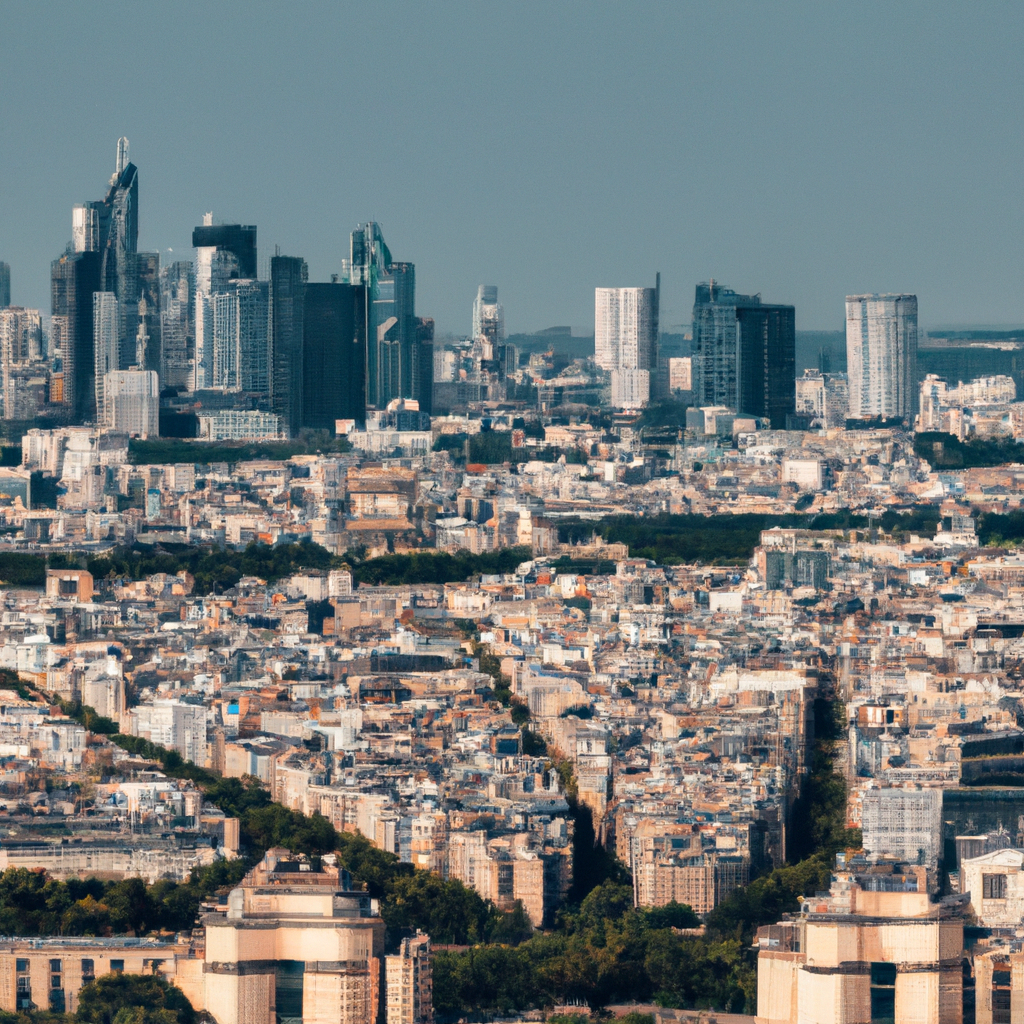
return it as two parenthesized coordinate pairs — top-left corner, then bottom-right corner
(974, 948), (1023, 1024)
(202, 849), (387, 1024)
(0, 937), (194, 1015)
(386, 932), (432, 1024)
(756, 858), (965, 1024)
(0, 850), (427, 1024)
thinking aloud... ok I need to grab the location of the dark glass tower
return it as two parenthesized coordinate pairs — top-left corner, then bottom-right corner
(374, 261), (416, 406)
(693, 282), (795, 429)
(302, 283), (366, 430)
(0, 263), (9, 309)
(414, 316), (434, 414)
(51, 250), (102, 422)
(192, 224), (258, 279)
(271, 256), (308, 437)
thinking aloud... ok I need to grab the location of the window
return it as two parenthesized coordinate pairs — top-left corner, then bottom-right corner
(49, 989), (65, 1013)
(17, 978), (30, 994)
(870, 962), (896, 1024)
(50, 976), (61, 991)
(275, 961), (304, 1024)
(16, 960), (28, 973)
(81, 959), (94, 981)
(983, 874), (1007, 899)
(109, 960), (124, 974)
(49, 960), (61, 973)
(993, 967), (1012, 1024)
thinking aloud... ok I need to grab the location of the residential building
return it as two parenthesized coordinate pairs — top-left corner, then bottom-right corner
(386, 932), (432, 1024)
(197, 410), (282, 442)
(126, 699), (207, 764)
(846, 293), (918, 421)
(0, 307), (43, 419)
(595, 283), (659, 409)
(861, 787), (942, 869)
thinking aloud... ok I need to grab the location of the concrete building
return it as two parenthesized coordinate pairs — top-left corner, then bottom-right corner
(126, 699), (207, 764)
(595, 284), (659, 409)
(197, 410), (283, 442)
(386, 932), (432, 1024)
(103, 369), (158, 437)
(45, 569), (94, 604)
(846, 293), (918, 421)
(756, 857), (964, 1024)
(202, 849), (387, 1024)
(92, 292), (119, 424)
(961, 847), (1024, 927)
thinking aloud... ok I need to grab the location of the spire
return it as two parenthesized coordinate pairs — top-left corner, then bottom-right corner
(115, 137), (129, 176)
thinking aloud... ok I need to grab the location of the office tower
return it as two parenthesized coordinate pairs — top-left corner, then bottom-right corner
(846, 293), (918, 421)
(415, 317), (434, 414)
(132, 252), (161, 373)
(0, 308), (42, 420)
(159, 261), (194, 391)
(343, 222), (417, 408)
(209, 280), (270, 393)
(0, 263), (10, 309)
(595, 282), (659, 410)
(103, 369), (159, 437)
(303, 283), (366, 430)
(473, 285), (504, 343)
(51, 250), (101, 422)
(72, 205), (100, 253)
(93, 293), (119, 419)
(193, 216), (256, 390)
(271, 255), (308, 437)
(692, 282), (796, 429)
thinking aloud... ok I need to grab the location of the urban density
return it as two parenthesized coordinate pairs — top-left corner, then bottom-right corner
(1, 127), (1024, 1024)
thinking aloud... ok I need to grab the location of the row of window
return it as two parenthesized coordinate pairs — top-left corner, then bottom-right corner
(15, 957), (122, 1012)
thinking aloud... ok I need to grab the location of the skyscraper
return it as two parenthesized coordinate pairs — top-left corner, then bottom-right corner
(845, 293), (918, 422)
(343, 223), (417, 408)
(159, 261), (194, 391)
(73, 139), (159, 379)
(303, 283), (366, 430)
(103, 369), (159, 438)
(93, 292), (119, 419)
(0, 307), (42, 420)
(51, 249), (101, 422)
(0, 263), (10, 309)
(193, 216), (257, 390)
(595, 282), (659, 409)
(270, 255), (308, 437)
(692, 282), (796, 429)
(472, 285), (504, 343)
(414, 317), (435, 415)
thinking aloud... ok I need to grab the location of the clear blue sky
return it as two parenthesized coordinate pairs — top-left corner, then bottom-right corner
(1, 2), (1022, 335)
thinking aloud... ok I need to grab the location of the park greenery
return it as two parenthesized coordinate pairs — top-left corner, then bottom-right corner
(127, 434), (349, 466)
(914, 430), (1024, 469)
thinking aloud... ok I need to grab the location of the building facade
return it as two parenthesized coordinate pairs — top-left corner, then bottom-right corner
(595, 284), (659, 410)
(846, 293), (918, 421)
(271, 255), (308, 437)
(692, 281), (796, 429)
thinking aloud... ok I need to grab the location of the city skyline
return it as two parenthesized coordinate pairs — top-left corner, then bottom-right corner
(2, 4), (1024, 335)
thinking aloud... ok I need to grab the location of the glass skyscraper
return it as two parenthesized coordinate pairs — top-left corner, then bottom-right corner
(271, 255), (308, 437)
(693, 282), (796, 429)
(303, 283), (366, 430)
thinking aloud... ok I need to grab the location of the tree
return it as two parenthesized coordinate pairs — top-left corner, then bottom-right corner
(77, 974), (194, 1024)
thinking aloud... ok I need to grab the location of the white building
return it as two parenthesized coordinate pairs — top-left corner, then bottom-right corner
(595, 286), (658, 409)
(668, 356), (692, 393)
(846, 293), (918, 421)
(197, 409), (283, 442)
(472, 285), (504, 342)
(127, 699), (207, 765)
(104, 370), (159, 438)
(93, 292), (119, 422)
(611, 368), (651, 411)
(0, 307), (43, 420)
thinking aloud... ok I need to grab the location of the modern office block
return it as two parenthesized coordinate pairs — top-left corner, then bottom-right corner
(159, 261), (194, 391)
(693, 282), (796, 429)
(595, 282), (659, 408)
(103, 369), (159, 437)
(473, 285), (504, 343)
(415, 316), (434, 415)
(846, 293), (918, 421)
(0, 263), (10, 309)
(93, 292), (119, 420)
(51, 250), (101, 422)
(191, 222), (257, 280)
(303, 283), (366, 430)
(271, 255), (308, 436)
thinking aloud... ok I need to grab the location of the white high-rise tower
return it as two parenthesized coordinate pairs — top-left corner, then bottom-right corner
(595, 284), (659, 409)
(846, 293), (918, 421)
